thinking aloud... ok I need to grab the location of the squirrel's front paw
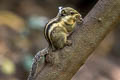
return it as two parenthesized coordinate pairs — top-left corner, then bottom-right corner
(66, 40), (72, 46)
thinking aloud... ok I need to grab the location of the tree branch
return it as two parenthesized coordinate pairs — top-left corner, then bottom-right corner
(28, 0), (120, 80)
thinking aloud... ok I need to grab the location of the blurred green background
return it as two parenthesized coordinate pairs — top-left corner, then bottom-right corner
(0, 0), (120, 80)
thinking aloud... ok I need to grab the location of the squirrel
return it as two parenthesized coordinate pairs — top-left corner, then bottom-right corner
(44, 7), (83, 51)
(28, 7), (83, 80)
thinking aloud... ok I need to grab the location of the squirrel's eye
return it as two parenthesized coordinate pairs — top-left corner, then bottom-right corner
(70, 12), (75, 15)
(61, 10), (66, 16)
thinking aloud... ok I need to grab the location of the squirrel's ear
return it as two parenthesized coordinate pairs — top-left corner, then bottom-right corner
(58, 6), (63, 10)
(58, 6), (63, 13)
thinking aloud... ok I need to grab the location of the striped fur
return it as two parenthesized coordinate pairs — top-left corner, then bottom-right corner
(44, 7), (82, 49)
(44, 16), (75, 47)
(44, 18), (60, 46)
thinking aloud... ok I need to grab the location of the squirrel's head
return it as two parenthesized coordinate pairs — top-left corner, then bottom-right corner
(57, 7), (83, 24)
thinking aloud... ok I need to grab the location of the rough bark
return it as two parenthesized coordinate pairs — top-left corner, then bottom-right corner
(28, 0), (120, 80)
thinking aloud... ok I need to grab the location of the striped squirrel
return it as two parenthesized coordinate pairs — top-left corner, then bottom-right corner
(28, 7), (83, 79)
(44, 7), (83, 50)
